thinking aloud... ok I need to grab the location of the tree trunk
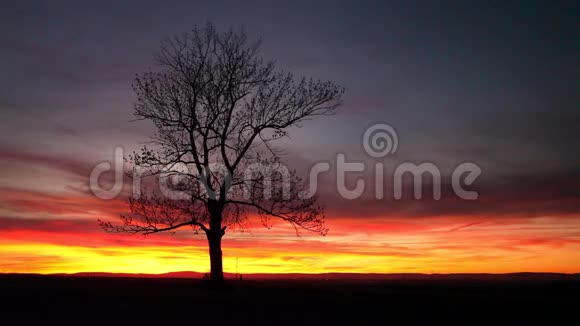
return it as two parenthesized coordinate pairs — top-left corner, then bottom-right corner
(207, 230), (224, 284)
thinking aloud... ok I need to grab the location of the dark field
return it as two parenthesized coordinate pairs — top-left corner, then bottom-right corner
(0, 274), (577, 324)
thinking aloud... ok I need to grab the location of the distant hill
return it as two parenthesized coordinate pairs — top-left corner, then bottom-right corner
(56, 271), (206, 279)
(42, 271), (580, 281)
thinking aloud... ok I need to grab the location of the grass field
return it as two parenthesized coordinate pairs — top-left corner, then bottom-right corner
(0, 274), (577, 324)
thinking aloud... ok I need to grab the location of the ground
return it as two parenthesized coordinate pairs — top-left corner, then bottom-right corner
(0, 274), (577, 324)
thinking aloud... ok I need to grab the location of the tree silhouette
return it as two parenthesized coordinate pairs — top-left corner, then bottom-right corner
(99, 23), (343, 283)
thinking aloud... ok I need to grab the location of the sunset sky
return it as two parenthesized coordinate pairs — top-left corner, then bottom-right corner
(1, 1), (579, 275)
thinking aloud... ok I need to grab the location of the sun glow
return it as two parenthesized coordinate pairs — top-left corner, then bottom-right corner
(2, 214), (580, 275)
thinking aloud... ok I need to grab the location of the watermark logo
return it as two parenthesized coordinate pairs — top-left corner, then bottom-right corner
(362, 123), (398, 158)
(89, 147), (124, 200)
(89, 123), (481, 201)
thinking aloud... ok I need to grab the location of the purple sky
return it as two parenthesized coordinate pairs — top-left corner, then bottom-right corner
(1, 0), (579, 219)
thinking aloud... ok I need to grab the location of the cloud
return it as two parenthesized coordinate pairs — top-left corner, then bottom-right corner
(0, 147), (93, 179)
(2, 145), (580, 223)
(321, 175), (580, 219)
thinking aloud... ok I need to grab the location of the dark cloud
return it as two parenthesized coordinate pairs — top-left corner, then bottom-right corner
(321, 175), (580, 219)
(0, 147), (93, 178)
(0, 217), (98, 232)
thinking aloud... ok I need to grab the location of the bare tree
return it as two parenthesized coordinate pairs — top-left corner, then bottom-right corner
(99, 23), (344, 283)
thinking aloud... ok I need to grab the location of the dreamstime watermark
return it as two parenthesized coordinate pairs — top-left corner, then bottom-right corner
(300, 123), (482, 200)
(89, 123), (481, 201)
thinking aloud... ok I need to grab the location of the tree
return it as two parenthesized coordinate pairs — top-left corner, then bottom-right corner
(99, 23), (344, 283)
